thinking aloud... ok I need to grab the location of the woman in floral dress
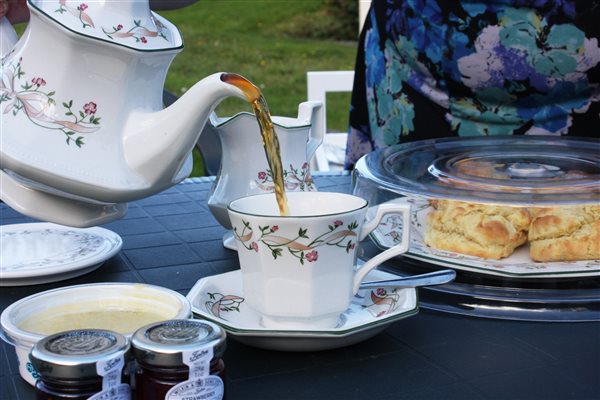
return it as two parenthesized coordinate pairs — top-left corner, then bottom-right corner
(345, 0), (600, 169)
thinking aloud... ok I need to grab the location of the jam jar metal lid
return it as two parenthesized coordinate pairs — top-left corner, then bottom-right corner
(131, 319), (226, 368)
(29, 329), (130, 380)
(353, 136), (600, 206)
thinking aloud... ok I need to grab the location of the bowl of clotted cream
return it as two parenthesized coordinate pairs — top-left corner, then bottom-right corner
(0, 282), (191, 385)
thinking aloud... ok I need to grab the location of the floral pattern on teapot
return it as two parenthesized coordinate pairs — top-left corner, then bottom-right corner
(54, 1), (169, 45)
(102, 19), (168, 44)
(55, 1), (94, 29)
(0, 58), (102, 147)
(233, 219), (358, 266)
(255, 162), (316, 192)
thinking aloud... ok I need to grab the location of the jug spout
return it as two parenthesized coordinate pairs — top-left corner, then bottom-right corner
(123, 72), (246, 185)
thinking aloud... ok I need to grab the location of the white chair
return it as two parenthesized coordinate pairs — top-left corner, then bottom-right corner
(306, 70), (354, 171)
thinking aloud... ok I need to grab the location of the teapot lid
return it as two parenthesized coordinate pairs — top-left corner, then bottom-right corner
(29, 0), (183, 51)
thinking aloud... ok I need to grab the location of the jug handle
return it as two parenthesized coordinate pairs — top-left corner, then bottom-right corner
(0, 170), (127, 227)
(297, 101), (324, 162)
(208, 111), (220, 127)
(0, 17), (18, 58)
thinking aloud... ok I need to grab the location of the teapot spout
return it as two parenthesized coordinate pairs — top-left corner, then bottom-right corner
(123, 72), (246, 186)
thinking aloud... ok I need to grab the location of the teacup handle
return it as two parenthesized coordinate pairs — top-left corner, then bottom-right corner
(352, 202), (411, 294)
(297, 101), (324, 161)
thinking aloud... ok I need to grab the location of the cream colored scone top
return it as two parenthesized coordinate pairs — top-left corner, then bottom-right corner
(528, 205), (600, 262)
(424, 200), (531, 260)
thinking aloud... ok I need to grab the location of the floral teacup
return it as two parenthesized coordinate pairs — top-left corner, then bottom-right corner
(227, 191), (411, 329)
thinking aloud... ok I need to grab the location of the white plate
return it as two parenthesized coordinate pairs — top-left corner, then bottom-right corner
(370, 198), (600, 279)
(0, 223), (122, 286)
(187, 269), (418, 352)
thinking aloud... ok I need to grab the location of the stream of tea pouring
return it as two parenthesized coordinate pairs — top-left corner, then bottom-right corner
(221, 73), (290, 216)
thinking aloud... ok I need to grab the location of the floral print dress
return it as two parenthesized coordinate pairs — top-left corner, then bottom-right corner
(345, 0), (600, 169)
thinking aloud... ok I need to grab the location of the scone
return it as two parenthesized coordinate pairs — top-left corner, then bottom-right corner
(424, 200), (531, 259)
(528, 205), (600, 262)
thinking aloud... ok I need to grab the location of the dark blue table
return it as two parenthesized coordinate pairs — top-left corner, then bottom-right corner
(2, 174), (599, 400)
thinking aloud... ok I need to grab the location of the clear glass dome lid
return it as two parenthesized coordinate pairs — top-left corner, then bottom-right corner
(353, 136), (600, 206)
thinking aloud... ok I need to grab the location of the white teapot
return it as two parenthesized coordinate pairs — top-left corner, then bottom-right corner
(207, 101), (324, 238)
(0, 1), (262, 227)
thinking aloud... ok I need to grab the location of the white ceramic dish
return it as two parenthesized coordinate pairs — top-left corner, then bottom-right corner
(0, 282), (192, 385)
(0, 223), (122, 286)
(187, 269), (418, 352)
(370, 198), (600, 279)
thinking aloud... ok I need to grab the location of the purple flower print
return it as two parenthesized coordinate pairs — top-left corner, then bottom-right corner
(31, 77), (46, 86)
(305, 250), (319, 262)
(334, 220), (343, 227)
(83, 102), (97, 115)
(251, 242), (259, 252)
(258, 171), (267, 180)
(78, 3), (88, 11)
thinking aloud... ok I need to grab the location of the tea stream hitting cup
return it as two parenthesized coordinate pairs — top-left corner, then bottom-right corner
(207, 101), (324, 249)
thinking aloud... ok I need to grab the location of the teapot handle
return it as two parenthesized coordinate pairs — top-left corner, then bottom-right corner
(297, 101), (324, 162)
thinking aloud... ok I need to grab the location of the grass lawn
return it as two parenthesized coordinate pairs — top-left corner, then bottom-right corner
(159, 0), (358, 175)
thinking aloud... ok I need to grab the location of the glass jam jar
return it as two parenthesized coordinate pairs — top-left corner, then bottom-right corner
(29, 329), (131, 400)
(132, 319), (226, 400)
